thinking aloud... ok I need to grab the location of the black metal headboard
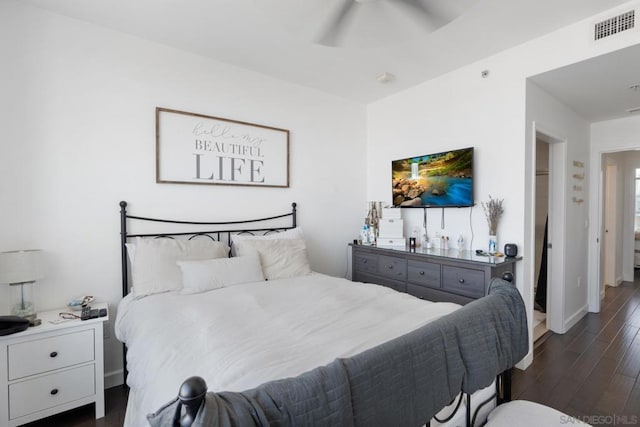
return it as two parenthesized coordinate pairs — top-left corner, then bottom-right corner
(119, 201), (298, 298)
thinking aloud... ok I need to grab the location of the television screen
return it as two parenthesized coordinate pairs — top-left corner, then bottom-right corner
(392, 147), (474, 208)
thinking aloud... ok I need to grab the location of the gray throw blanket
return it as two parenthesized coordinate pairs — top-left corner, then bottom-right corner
(148, 278), (528, 427)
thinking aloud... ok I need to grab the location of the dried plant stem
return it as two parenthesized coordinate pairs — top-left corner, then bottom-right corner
(482, 195), (504, 235)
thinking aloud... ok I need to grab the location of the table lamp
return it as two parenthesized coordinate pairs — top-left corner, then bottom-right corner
(0, 250), (44, 323)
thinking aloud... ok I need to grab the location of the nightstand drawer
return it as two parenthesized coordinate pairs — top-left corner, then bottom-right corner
(376, 255), (407, 281)
(8, 329), (95, 380)
(442, 266), (485, 298)
(407, 260), (440, 288)
(9, 364), (95, 420)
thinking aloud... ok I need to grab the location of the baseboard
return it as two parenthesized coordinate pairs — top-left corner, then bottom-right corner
(564, 305), (588, 332)
(616, 276), (623, 286)
(104, 369), (124, 389)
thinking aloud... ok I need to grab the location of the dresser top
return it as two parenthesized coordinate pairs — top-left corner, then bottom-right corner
(350, 244), (522, 266)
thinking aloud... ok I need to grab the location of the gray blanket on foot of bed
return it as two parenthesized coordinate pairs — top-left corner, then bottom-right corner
(148, 277), (528, 427)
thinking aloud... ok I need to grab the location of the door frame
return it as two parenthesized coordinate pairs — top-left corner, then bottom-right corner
(530, 123), (567, 334)
(603, 159), (618, 290)
(588, 147), (636, 312)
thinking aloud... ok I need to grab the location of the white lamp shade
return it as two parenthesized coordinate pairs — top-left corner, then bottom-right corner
(0, 250), (44, 284)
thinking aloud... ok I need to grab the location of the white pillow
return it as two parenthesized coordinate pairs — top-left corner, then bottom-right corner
(231, 227), (304, 242)
(231, 227), (304, 256)
(131, 237), (230, 298)
(177, 254), (265, 294)
(234, 238), (312, 280)
(125, 243), (136, 263)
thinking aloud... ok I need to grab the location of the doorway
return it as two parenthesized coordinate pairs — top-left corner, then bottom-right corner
(596, 151), (640, 299)
(532, 128), (566, 335)
(533, 139), (549, 341)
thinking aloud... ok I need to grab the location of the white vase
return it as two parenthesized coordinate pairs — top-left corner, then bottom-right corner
(488, 235), (497, 254)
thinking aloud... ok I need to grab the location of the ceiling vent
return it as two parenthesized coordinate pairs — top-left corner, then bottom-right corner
(594, 10), (635, 40)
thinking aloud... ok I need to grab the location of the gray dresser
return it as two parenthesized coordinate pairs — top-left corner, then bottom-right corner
(351, 244), (521, 305)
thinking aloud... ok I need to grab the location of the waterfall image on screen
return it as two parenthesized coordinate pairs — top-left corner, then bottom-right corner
(392, 147), (474, 207)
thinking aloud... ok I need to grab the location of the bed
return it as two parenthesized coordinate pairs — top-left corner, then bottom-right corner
(115, 201), (527, 427)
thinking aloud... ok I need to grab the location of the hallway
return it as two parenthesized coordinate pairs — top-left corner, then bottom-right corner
(512, 272), (640, 425)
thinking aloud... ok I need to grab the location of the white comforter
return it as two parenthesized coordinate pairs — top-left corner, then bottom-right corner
(115, 273), (460, 426)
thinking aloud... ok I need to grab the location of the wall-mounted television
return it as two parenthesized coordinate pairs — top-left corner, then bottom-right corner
(392, 147), (474, 208)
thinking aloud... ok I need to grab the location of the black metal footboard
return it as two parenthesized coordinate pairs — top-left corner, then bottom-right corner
(170, 370), (513, 427)
(173, 377), (207, 427)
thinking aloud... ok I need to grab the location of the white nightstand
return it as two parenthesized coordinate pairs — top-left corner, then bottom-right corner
(0, 303), (108, 427)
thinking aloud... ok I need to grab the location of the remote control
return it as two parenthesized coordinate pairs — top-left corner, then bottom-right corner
(81, 306), (100, 321)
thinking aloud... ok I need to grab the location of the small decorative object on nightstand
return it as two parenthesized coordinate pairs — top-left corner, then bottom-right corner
(0, 250), (45, 324)
(0, 303), (108, 426)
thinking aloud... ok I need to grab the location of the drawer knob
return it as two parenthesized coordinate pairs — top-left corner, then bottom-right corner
(459, 278), (465, 284)
(50, 389), (59, 395)
(363, 260), (367, 264)
(419, 271), (425, 275)
(50, 351), (58, 358)
(388, 265), (393, 269)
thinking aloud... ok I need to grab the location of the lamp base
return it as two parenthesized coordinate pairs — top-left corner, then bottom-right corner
(10, 281), (36, 322)
(11, 302), (36, 321)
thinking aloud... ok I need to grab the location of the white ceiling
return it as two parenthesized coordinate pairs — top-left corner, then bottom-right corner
(21, 0), (633, 103)
(530, 43), (640, 123)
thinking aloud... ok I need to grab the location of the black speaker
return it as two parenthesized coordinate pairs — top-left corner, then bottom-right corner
(504, 243), (518, 257)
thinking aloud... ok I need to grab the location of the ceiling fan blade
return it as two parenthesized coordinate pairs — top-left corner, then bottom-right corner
(315, 0), (358, 47)
(394, 0), (452, 29)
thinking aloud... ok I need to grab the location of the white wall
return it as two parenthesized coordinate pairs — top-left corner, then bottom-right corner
(367, 1), (640, 367)
(592, 115), (640, 150)
(526, 81), (591, 333)
(0, 1), (367, 386)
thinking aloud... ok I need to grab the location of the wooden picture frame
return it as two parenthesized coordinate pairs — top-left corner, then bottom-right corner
(156, 108), (290, 187)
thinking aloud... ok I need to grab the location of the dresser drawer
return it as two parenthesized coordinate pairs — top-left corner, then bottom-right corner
(354, 251), (378, 274)
(8, 329), (95, 380)
(376, 255), (407, 281)
(407, 260), (440, 289)
(442, 266), (485, 298)
(9, 364), (95, 420)
(407, 284), (474, 305)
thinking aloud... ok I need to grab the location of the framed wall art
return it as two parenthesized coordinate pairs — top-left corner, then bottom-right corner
(156, 107), (290, 187)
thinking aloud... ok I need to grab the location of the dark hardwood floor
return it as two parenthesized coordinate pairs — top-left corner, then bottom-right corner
(23, 386), (128, 427)
(25, 274), (640, 426)
(513, 272), (640, 426)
